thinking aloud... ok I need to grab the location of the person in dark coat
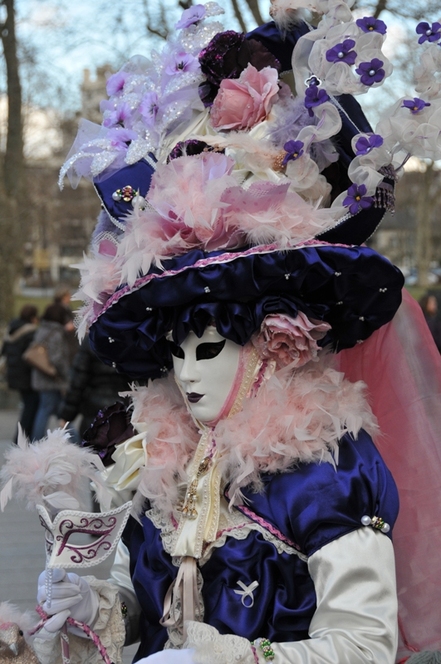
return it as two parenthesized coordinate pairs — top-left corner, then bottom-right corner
(31, 303), (71, 441)
(58, 334), (132, 443)
(1, 304), (39, 440)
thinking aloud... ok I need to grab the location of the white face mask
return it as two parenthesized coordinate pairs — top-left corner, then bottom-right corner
(171, 327), (241, 424)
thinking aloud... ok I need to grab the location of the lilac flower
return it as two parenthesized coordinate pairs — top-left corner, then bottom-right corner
(165, 52), (199, 75)
(356, 59), (385, 86)
(282, 140), (304, 165)
(102, 102), (132, 128)
(139, 92), (160, 127)
(106, 71), (129, 97)
(416, 21), (441, 44)
(343, 183), (374, 215)
(355, 134), (384, 155)
(326, 39), (357, 66)
(175, 4), (206, 29)
(107, 127), (137, 150)
(304, 85), (330, 117)
(401, 97), (431, 114)
(356, 16), (387, 35)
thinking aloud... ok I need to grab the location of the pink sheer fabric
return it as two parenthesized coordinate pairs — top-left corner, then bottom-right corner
(337, 289), (441, 661)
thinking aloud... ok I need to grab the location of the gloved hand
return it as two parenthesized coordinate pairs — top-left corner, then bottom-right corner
(37, 569), (99, 637)
(137, 649), (195, 663)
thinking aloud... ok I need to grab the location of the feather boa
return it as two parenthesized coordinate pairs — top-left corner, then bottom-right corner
(128, 356), (377, 516)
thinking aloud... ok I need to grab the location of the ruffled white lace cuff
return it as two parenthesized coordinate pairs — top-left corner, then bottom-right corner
(184, 621), (257, 664)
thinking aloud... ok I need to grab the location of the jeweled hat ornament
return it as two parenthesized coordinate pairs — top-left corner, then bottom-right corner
(60, 0), (441, 382)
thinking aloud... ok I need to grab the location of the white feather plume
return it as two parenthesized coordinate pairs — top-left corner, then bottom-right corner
(0, 426), (111, 514)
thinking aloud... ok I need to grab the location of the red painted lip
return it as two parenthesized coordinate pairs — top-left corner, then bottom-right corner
(186, 392), (203, 403)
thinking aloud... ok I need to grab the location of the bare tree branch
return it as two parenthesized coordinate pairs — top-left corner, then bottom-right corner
(241, 0), (265, 26)
(230, 0), (248, 33)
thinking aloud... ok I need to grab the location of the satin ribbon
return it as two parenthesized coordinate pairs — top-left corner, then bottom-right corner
(234, 580), (260, 608)
(160, 556), (200, 639)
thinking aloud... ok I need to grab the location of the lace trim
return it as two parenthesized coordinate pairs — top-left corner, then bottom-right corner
(146, 503), (307, 563)
(185, 621), (256, 664)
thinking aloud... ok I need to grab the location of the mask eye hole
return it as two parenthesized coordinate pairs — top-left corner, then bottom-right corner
(169, 341), (184, 359)
(196, 340), (226, 361)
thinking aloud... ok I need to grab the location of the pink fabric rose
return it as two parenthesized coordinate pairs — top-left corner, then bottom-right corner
(252, 312), (331, 368)
(210, 64), (279, 130)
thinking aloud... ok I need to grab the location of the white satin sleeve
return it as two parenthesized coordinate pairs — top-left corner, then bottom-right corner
(109, 539), (142, 645)
(272, 527), (398, 663)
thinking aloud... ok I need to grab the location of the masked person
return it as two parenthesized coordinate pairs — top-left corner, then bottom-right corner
(34, 2), (441, 664)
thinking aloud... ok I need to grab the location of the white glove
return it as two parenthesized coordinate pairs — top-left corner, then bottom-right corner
(37, 569), (99, 636)
(137, 649), (195, 663)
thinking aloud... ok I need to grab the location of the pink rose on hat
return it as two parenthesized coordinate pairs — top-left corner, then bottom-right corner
(252, 312), (331, 368)
(210, 64), (279, 130)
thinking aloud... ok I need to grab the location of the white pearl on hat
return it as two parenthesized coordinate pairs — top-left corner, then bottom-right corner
(359, 316), (365, 321)
(334, 271), (342, 276)
(381, 523), (391, 534)
(361, 515), (372, 526)
(204, 286), (211, 293)
(108, 336), (115, 343)
(112, 191), (121, 201)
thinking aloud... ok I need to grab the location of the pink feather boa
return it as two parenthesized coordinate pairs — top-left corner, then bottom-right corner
(128, 356), (378, 516)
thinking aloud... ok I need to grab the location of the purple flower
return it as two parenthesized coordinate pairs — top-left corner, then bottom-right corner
(356, 58), (385, 86)
(282, 140), (304, 165)
(175, 4), (206, 29)
(356, 16), (387, 35)
(139, 91), (160, 127)
(402, 97), (431, 114)
(416, 21), (441, 44)
(106, 71), (129, 97)
(304, 84), (330, 117)
(102, 102), (132, 128)
(326, 39), (357, 65)
(355, 134), (384, 155)
(343, 183), (374, 215)
(107, 127), (137, 150)
(165, 51), (199, 76)
(82, 401), (135, 467)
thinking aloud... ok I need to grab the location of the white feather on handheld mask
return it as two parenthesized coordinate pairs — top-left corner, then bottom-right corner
(0, 425), (112, 514)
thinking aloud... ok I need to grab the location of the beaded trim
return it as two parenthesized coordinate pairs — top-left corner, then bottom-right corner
(253, 637), (275, 661)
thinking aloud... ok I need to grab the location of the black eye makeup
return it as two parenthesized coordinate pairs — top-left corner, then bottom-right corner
(196, 340), (226, 360)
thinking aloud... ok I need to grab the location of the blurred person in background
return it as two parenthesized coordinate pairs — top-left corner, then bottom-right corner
(31, 303), (71, 440)
(1, 304), (39, 440)
(58, 334), (132, 444)
(53, 285), (79, 363)
(419, 293), (441, 352)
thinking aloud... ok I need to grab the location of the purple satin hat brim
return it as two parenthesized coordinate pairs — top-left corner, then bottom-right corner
(89, 241), (404, 380)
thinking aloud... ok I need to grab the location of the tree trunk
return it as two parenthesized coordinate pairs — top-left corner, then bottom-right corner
(415, 163), (437, 289)
(0, 0), (25, 324)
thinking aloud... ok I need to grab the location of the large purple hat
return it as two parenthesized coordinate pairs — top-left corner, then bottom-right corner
(60, 2), (406, 380)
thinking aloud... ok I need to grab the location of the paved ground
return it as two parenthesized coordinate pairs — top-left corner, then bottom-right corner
(0, 407), (138, 663)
